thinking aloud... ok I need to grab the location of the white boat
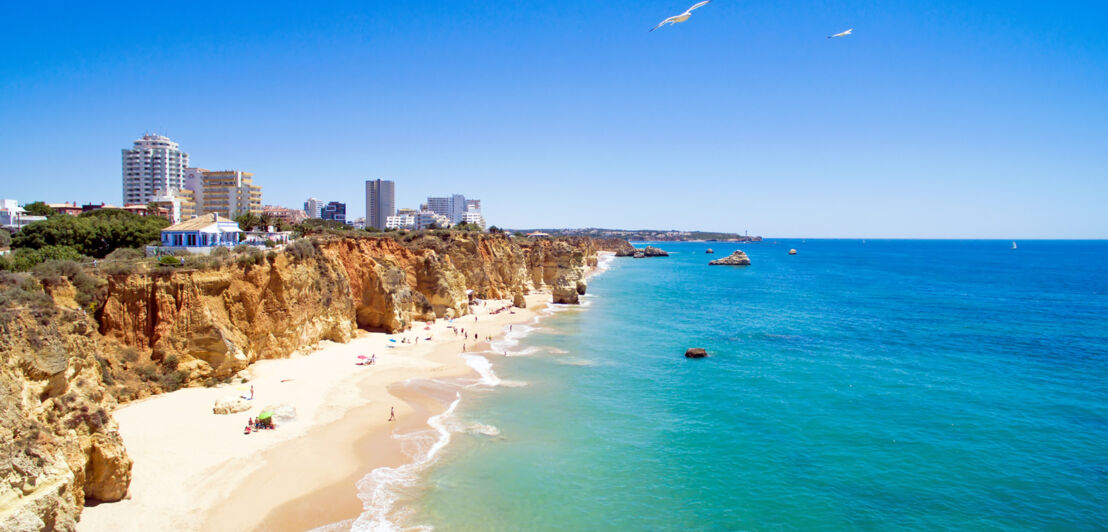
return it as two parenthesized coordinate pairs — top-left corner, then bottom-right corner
(1011, 241), (1018, 250)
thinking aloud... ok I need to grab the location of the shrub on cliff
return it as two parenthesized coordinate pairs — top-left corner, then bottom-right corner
(234, 246), (264, 266)
(0, 228), (10, 248)
(33, 260), (106, 310)
(0, 272), (53, 311)
(287, 238), (318, 261)
(2, 245), (86, 272)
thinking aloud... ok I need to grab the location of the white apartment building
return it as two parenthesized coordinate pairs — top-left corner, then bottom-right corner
(386, 211), (450, 230)
(426, 194), (469, 225)
(385, 214), (415, 230)
(122, 134), (189, 205)
(304, 197), (324, 219)
(461, 211), (486, 230)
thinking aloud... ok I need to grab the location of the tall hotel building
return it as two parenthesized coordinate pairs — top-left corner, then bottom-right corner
(185, 169), (263, 219)
(121, 134), (189, 205)
(365, 179), (395, 230)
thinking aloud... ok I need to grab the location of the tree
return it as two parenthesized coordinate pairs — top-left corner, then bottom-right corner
(488, 226), (501, 234)
(146, 202), (161, 217)
(235, 212), (263, 231)
(13, 209), (169, 258)
(23, 201), (55, 217)
(0, 228), (10, 249)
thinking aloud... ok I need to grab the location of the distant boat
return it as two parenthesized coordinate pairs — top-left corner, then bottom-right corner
(1011, 241), (1018, 250)
(789, 249), (797, 255)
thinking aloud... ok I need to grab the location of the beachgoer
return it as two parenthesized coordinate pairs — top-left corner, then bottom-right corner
(370, 354), (376, 365)
(462, 344), (466, 352)
(249, 385), (254, 400)
(388, 407), (396, 422)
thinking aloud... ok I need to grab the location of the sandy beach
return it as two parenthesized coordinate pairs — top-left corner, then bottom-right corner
(78, 293), (551, 532)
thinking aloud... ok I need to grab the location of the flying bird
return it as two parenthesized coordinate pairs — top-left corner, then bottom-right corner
(650, 1), (712, 32)
(828, 28), (853, 39)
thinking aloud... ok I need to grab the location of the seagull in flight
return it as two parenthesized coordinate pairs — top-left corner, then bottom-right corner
(828, 28), (853, 39)
(650, 1), (712, 32)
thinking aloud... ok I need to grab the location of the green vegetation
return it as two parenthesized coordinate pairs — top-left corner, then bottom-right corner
(158, 255), (181, 267)
(12, 209), (169, 261)
(0, 228), (10, 248)
(1, 245), (86, 272)
(235, 212), (293, 232)
(286, 238), (318, 261)
(452, 222), (484, 232)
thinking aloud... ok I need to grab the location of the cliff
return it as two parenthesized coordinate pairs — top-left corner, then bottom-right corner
(0, 306), (131, 532)
(1, 233), (596, 530)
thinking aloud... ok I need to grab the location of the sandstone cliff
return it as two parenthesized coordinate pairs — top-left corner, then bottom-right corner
(0, 306), (131, 532)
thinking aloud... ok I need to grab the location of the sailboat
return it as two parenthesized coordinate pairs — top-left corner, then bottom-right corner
(1011, 241), (1018, 250)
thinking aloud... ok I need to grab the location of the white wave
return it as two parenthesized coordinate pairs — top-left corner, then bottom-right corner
(349, 394), (462, 532)
(462, 354), (500, 387)
(465, 422), (501, 437)
(545, 347), (569, 355)
(554, 358), (598, 367)
(498, 379), (529, 388)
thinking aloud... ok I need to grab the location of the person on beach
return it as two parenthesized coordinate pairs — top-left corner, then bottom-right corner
(370, 354), (376, 365)
(388, 407), (396, 422)
(249, 385), (254, 400)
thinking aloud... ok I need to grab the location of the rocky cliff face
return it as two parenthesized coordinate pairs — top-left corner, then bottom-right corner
(0, 233), (595, 530)
(95, 235), (597, 382)
(0, 307), (131, 532)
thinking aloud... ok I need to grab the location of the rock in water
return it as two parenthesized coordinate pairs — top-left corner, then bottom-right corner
(512, 292), (527, 308)
(789, 249), (797, 255)
(642, 246), (669, 257)
(213, 397), (251, 415)
(685, 348), (709, 358)
(708, 250), (751, 266)
(576, 279), (587, 296)
(706, 248), (714, 254)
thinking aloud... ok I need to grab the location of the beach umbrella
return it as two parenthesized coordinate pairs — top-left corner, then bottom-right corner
(389, 339), (397, 343)
(257, 411), (273, 421)
(357, 355), (368, 359)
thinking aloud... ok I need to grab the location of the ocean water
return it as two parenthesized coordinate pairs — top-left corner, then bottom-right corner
(394, 241), (1107, 530)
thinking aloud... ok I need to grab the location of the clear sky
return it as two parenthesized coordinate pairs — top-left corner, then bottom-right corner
(1, 0), (1106, 238)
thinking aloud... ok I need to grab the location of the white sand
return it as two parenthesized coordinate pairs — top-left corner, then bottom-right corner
(79, 295), (548, 532)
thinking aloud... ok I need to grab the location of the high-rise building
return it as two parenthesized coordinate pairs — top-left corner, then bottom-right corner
(304, 198), (324, 219)
(365, 179), (395, 230)
(121, 134), (190, 205)
(465, 199), (481, 213)
(426, 194), (468, 225)
(185, 169), (262, 219)
(322, 201), (346, 224)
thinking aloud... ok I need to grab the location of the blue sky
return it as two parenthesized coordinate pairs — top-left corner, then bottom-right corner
(1, 0), (1105, 238)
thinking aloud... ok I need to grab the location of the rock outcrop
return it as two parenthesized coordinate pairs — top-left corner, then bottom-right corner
(706, 248), (714, 254)
(593, 238), (636, 257)
(0, 307), (132, 532)
(709, 250), (751, 266)
(618, 244), (669, 258)
(212, 397), (251, 415)
(685, 348), (709, 358)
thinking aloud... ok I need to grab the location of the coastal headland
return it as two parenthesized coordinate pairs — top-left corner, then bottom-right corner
(0, 232), (604, 531)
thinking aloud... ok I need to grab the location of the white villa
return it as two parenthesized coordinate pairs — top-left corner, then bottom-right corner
(154, 213), (244, 254)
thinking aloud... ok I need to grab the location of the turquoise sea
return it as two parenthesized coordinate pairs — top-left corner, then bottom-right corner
(384, 240), (1107, 530)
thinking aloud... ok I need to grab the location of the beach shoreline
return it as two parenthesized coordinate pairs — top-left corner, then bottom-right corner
(78, 293), (552, 532)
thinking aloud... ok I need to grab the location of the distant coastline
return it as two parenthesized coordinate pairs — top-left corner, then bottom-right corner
(507, 227), (763, 243)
